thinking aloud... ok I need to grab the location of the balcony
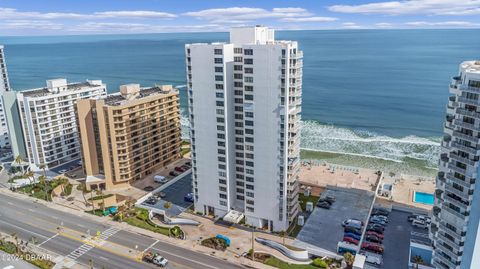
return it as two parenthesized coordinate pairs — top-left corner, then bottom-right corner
(444, 194), (469, 211)
(456, 108), (480, 119)
(441, 205), (468, 220)
(438, 222), (465, 242)
(453, 131), (480, 144)
(449, 152), (476, 167)
(445, 184), (468, 199)
(446, 173), (474, 189)
(453, 119), (477, 131)
(433, 254), (459, 269)
(450, 141), (479, 155)
(459, 84), (480, 94)
(457, 96), (480, 106)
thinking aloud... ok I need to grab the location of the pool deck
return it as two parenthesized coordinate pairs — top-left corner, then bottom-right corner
(381, 174), (434, 210)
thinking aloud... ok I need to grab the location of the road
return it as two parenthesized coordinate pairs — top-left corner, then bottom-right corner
(0, 192), (245, 269)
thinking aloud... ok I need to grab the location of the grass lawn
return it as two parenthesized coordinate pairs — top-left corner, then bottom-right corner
(264, 256), (318, 269)
(298, 193), (319, 211)
(123, 208), (171, 236)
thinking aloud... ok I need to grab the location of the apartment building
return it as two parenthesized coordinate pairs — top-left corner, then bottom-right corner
(77, 84), (182, 190)
(185, 26), (302, 231)
(3, 79), (107, 170)
(431, 60), (480, 269)
(0, 45), (11, 147)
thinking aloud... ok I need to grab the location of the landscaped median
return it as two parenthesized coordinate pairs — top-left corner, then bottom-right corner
(16, 177), (72, 201)
(0, 238), (55, 269)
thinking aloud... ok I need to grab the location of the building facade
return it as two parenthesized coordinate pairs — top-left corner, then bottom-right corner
(431, 60), (480, 269)
(77, 84), (182, 190)
(3, 79), (107, 170)
(0, 45), (11, 147)
(185, 26), (301, 231)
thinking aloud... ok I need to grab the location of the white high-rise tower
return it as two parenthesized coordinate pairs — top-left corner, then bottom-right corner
(432, 60), (480, 269)
(0, 45), (12, 147)
(185, 26), (302, 231)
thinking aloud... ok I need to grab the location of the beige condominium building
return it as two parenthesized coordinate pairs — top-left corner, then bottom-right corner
(76, 84), (182, 190)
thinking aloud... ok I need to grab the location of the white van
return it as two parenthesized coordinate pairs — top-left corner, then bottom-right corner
(154, 175), (167, 183)
(362, 251), (383, 265)
(412, 219), (428, 229)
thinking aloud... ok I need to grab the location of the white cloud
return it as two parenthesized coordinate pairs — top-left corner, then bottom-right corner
(375, 22), (394, 28)
(405, 20), (479, 27)
(69, 22), (224, 33)
(342, 22), (363, 29)
(328, 0), (480, 16)
(0, 7), (177, 20)
(0, 20), (63, 30)
(281, 17), (338, 23)
(184, 7), (312, 23)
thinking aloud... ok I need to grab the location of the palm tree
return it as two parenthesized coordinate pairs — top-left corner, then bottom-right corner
(412, 255), (424, 269)
(344, 252), (355, 269)
(90, 189), (96, 212)
(38, 175), (48, 201)
(14, 155), (24, 175)
(96, 190), (105, 211)
(24, 171), (34, 186)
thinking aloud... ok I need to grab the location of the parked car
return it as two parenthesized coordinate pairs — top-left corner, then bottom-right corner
(175, 166), (186, 172)
(317, 201), (331, 209)
(154, 175), (167, 183)
(366, 230), (384, 239)
(318, 198), (333, 205)
(412, 219), (429, 230)
(361, 251), (383, 265)
(180, 165), (190, 170)
(371, 215), (388, 222)
(143, 186), (154, 192)
(344, 232), (361, 241)
(362, 242), (384, 254)
(184, 193), (194, 202)
(59, 169), (67, 174)
(343, 236), (359, 245)
(372, 208), (389, 216)
(369, 219), (387, 226)
(169, 171), (179, 177)
(367, 223), (385, 231)
(342, 219), (364, 228)
(408, 214), (431, 224)
(344, 227), (362, 235)
(366, 225), (384, 234)
(145, 197), (157, 205)
(365, 234), (382, 244)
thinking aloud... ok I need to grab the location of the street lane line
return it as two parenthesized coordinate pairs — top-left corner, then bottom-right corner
(0, 219), (51, 240)
(151, 247), (220, 269)
(38, 233), (59, 247)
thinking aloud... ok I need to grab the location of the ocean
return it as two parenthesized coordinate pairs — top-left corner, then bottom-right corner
(2, 29), (480, 176)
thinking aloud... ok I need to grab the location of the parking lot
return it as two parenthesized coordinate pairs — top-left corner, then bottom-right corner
(379, 209), (430, 269)
(141, 171), (193, 216)
(295, 186), (374, 253)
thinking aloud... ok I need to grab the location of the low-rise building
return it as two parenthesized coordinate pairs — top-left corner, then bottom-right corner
(77, 84), (182, 190)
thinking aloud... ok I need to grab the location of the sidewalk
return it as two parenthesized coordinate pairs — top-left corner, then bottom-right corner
(0, 187), (301, 268)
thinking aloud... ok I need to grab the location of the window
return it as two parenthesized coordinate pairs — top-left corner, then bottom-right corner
(216, 92), (224, 98)
(245, 95), (253, 101)
(244, 49), (253, 55)
(234, 82), (243, 87)
(218, 164), (226, 170)
(217, 134), (225, 139)
(215, 75), (224, 81)
(214, 49), (223, 55)
(234, 48), (243, 54)
(216, 109), (224, 115)
(217, 125), (224, 131)
(246, 192), (254, 198)
(246, 177), (254, 182)
(218, 141), (225, 147)
(245, 86), (253, 92)
(219, 178), (227, 184)
(218, 156), (226, 162)
(215, 66), (223, 72)
(245, 112), (254, 118)
(245, 120), (254, 126)
(244, 58), (253, 65)
(245, 137), (254, 143)
(216, 101), (224, 106)
(215, 84), (224, 90)
(244, 77), (253, 83)
(245, 68), (253, 74)
(214, 58), (223, 64)
(234, 65), (243, 71)
(246, 184), (254, 190)
(234, 57), (243, 62)
(246, 153), (254, 159)
(246, 169), (254, 175)
(234, 98), (243, 104)
(237, 195), (245, 200)
(220, 200), (227, 206)
(216, 117), (224, 123)
(234, 73), (243, 79)
(246, 145), (254, 151)
(245, 129), (254, 134)
(219, 193), (227, 199)
(246, 161), (254, 167)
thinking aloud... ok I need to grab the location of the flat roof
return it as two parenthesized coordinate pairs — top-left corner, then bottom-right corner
(104, 86), (176, 106)
(22, 81), (103, 98)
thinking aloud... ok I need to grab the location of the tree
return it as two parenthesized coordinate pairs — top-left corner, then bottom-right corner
(344, 252), (355, 269)
(38, 175), (48, 201)
(15, 155), (24, 174)
(412, 255), (424, 269)
(24, 171), (34, 186)
(96, 190), (105, 211)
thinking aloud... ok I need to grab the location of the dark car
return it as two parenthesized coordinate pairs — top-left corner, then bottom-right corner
(143, 186), (154, 192)
(317, 201), (331, 209)
(344, 226), (362, 235)
(318, 198), (333, 205)
(169, 171), (179, 177)
(344, 232), (361, 241)
(369, 219), (387, 226)
(181, 165), (190, 170)
(184, 193), (194, 202)
(362, 242), (384, 254)
(145, 197), (157, 205)
(367, 226), (384, 234)
(368, 223), (385, 231)
(372, 208), (389, 216)
(175, 166), (186, 172)
(365, 235), (382, 244)
(366, 230), (384, 239)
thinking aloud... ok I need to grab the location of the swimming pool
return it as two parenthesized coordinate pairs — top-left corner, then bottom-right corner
(414, 192), (434, 205)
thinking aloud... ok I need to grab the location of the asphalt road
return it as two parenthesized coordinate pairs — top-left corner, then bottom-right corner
(0, 192), (245, 269)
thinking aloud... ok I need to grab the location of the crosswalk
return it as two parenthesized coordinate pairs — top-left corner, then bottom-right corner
(65, 227), (121, 260)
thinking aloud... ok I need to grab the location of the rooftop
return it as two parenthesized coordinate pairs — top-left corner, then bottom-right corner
(22, 79), (103, 98)
(103, 84), (176, 106)
(461, 60), (480, 74)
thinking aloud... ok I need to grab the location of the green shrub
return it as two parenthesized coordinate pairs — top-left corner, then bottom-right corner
(311, 258), (327, 268)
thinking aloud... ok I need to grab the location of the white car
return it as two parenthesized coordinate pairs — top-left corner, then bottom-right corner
(59, 169), (67, 174)
(153, 256), (168, 267)
(154, 175), (167, 183)
(362, 251), (383, 265)
(412, 219), (429, 229)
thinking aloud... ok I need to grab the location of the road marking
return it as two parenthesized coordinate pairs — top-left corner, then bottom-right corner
(7, 202), (12, 205)
(143, 239), (159, 252)
(66, 243), (95, 260)
(0, 219), (51, 240)
(28, 208), (34, 212)
(38, 233), (59, 247)
(99, 256), (109, 261)
(151, 247), (220, 269)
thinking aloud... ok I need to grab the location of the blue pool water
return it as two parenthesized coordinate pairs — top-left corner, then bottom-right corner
(414, 192), (435, 205)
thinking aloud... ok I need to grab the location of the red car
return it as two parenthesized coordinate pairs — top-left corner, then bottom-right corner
(362, 242), (384, 254)
(343, 237), (359, 245)
(366, 230), (384, 239)
(174, 166), (186, 172)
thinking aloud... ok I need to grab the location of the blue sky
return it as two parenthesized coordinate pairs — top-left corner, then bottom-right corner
(0, 0), (479, 35)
